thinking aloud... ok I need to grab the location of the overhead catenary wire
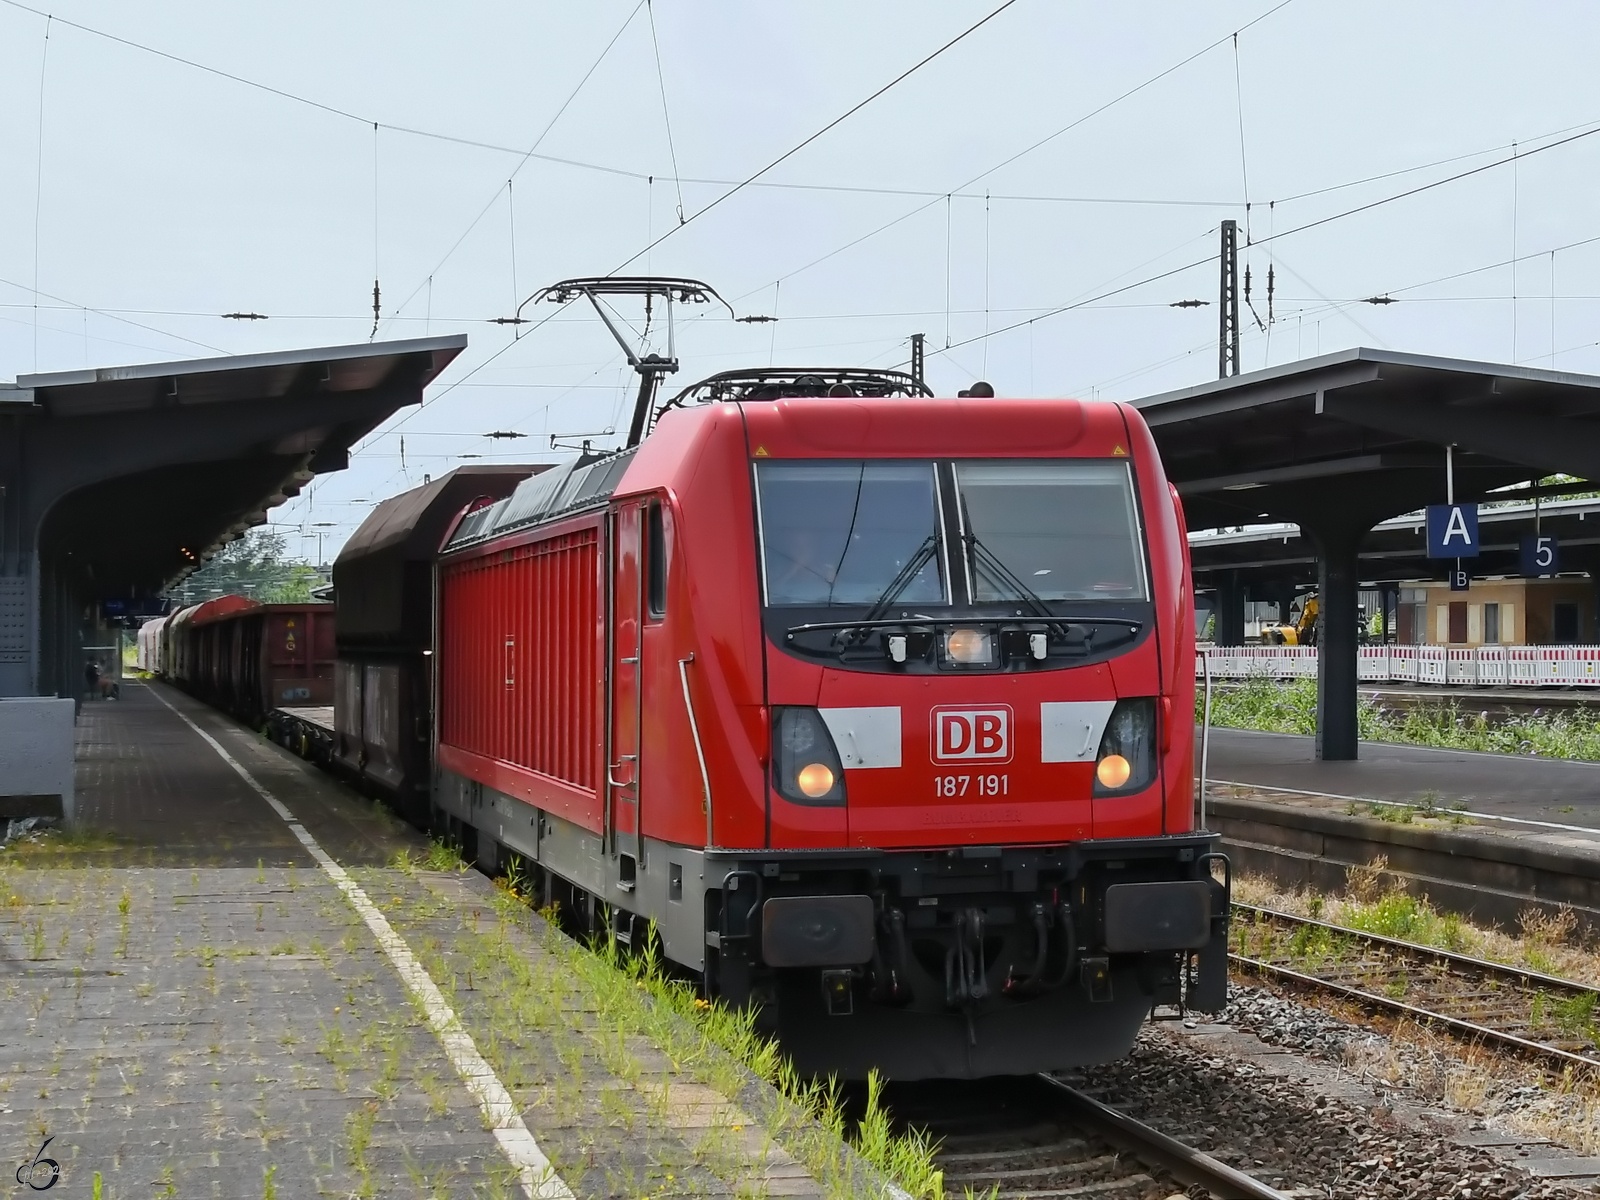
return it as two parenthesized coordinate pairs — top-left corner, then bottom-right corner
(507, 180), (520, 335)
(0, 274), (225, 356)
(1268, 118), (1600, 206)
(352, 295), (579, 452)
(607, 0), (1023, 275)
(719, 0), (1301, 308)
(21, 0), (1600, 470)
(646, 0), (686, 225)
(16, 0), (1588, 371)
(378, 0), (648, 333)
(1512, 141), (1520, 362)
(13, 0), (1597, 234)
(1250, 125), (1600, 253)
(370, 122), (381, 340)
(945, 194), (953, 347)
(922, 127), (1600, 366)
(983, 191), (992, 375)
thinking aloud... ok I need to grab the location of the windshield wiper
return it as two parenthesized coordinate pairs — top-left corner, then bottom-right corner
(780, 536), (939, 639)
(855, 535), (939, 627)
(964, 532), (1142, 647)
(965, 532), (1057, 621)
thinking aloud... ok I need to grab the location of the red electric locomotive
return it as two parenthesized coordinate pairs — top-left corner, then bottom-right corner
(431, 365), (1227, 1080)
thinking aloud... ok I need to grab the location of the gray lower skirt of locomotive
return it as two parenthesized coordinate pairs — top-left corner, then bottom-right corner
(433, 768), (712, 969)
(434, 767), (1226, 1078)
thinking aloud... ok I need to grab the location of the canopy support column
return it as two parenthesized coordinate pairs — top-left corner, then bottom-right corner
(1308, 525), (1362, 761)
(1213, 570), (1246, 646)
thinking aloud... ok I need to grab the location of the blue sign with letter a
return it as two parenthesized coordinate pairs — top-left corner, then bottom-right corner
(1426, 503), (1479, 558)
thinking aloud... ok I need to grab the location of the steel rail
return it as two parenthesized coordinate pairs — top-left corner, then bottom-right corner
(1231, 954), (1600, 1074)
(1036, 1075), (1292, 1200)
(1233, 902), (1600, 996)
(1232, 903), (1600, 1073)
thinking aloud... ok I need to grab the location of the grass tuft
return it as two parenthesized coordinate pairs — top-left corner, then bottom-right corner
(1203, 673), (1600, 762)
(463, 878), (945, 1199)
(414, 839), (471, 873)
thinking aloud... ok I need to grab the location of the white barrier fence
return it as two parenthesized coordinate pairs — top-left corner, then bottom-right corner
(1198, 644), (1600, 688)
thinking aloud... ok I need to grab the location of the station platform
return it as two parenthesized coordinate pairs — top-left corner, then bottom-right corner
(1358, 684), (1600, 713)
(73, 683), (411, 866)
(1, 681), (829, 1199)
(1208, 726), (1600, 832)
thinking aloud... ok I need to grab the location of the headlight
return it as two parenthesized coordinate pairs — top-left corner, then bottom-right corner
(943, 628), (994, 665)
(1095, 754), (1131, 789)
(772, 707), (846, 805)
(1092, 698), (1157, 795)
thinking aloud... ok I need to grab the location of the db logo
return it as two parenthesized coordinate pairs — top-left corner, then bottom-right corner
(931, 705), (1012, 764)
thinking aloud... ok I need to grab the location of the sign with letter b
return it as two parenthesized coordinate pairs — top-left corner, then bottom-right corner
(1426, 504), (1479, 559)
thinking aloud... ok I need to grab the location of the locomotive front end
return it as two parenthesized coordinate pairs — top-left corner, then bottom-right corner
(707, 395), (1224, 1079)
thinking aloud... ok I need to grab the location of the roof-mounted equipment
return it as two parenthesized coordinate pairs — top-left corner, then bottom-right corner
(663, 366), (932, 413)
(522, 276), (731, 448)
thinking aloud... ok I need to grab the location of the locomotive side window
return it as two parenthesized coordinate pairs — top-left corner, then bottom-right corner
(953, 460), (1147, 602)
(646, 500), (667, 619)
(756, 461), (946, 607)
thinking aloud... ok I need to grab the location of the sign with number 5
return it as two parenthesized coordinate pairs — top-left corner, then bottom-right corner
(1520, 534), (1559, 578)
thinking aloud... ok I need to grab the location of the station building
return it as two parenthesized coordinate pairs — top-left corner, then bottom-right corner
(1394, 576), (1595, 647)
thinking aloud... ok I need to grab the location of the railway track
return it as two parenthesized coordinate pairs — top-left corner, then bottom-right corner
(889, 1074), (1290, 1200)
(1230, 902), (1600, 1073)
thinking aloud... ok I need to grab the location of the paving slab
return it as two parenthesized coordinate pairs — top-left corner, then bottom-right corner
(0, 681), (832, 1198)
(1206, 726), (1600, 831)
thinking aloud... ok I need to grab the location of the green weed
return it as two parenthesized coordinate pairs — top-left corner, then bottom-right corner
(1370, 803), (1415, 824)
(346, 1101), (378, 1198)
(1288, 921), (1332, 961)
(445, 882), (946, 1199)
(420, 839), (470, 873)
(1346, 891), (1443, 943)
(1554, 989), (1598, 1036)
(854, 1072), (943, 1200)
(1203, 674), (1600, 763)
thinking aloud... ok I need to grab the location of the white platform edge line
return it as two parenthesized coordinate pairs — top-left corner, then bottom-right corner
(147, 686), (573, 1200)
(1210, 777), (1600, 839)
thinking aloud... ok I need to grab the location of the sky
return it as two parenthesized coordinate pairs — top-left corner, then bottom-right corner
(2, 1), (1599, 557)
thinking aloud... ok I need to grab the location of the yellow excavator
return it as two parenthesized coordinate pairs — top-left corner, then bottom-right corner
(1259, 593), (1319, 645)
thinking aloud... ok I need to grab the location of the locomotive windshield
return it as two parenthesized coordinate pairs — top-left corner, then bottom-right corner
(756, 461), (946, 606)
(955, 460), (1146, 601)
(756, 458), (1146, 608)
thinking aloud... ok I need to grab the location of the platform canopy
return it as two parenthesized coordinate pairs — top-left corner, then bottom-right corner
(0, 334), (466, 699)
(1188, 496), (1600, 587)
(1132, 348), (1600, 759)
